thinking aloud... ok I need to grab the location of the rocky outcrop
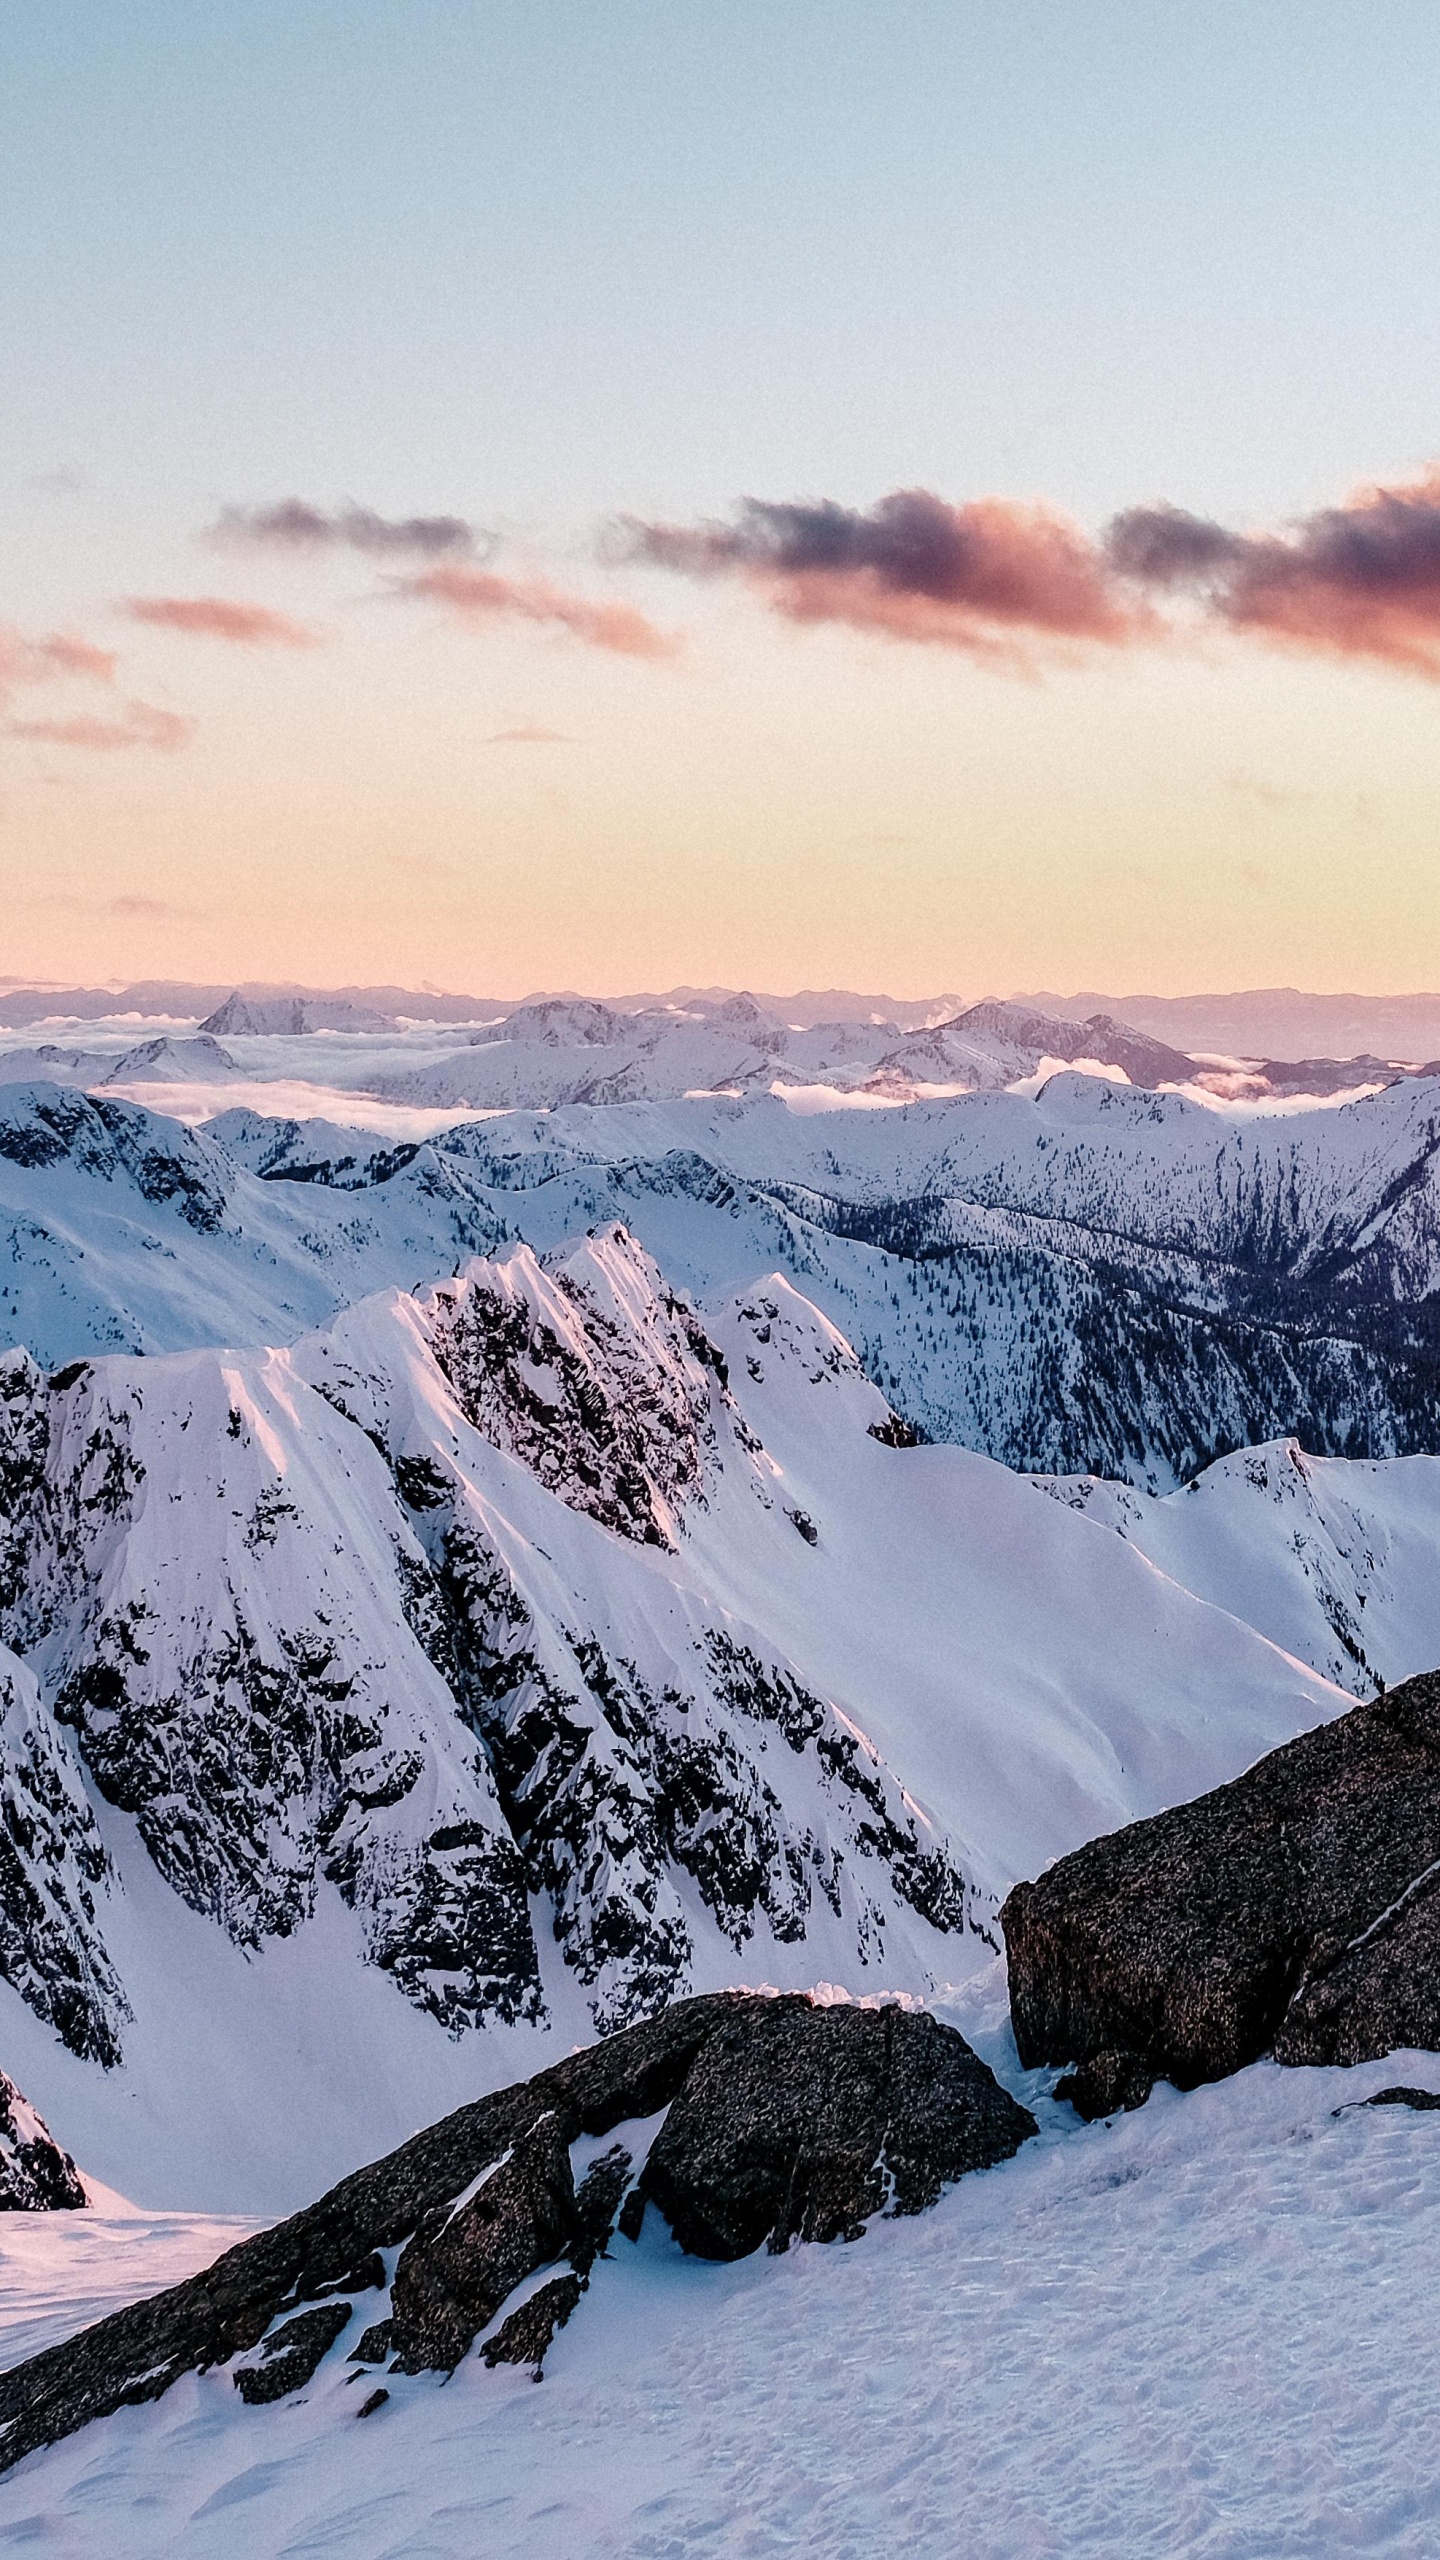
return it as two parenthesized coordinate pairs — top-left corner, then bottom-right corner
(636, 1997), (1035, 2258)
(0, 2069), (86, 2212)
(0, 1991), (1033, 2473)
(1002, 1669), (1440, 2110)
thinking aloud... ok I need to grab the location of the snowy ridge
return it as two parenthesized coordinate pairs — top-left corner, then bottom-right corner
(1033, 1436), (1440, 1700)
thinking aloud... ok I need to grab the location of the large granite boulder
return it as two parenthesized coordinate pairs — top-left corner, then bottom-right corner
(1002, 1668), (1440, 2116)
(641, 1998), (1035, 2257)
(0, 1990), (1033, 2474)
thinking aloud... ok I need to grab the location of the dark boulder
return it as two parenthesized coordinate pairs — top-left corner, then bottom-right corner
(1002, 1668), (1440, 2096)
(234, 2304), (351, 2404)
(1053, 2049), (1156, 2123)
(0, 1990), (1033, 2474)
(639, 2000), (1035, 2258)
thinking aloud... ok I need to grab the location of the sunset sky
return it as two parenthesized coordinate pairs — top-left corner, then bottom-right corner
(6, 1), (1440, 998)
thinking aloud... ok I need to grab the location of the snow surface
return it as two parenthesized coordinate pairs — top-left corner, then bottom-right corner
(0, 2206), (256, 2371)
(5, 2018), (1440, 2554)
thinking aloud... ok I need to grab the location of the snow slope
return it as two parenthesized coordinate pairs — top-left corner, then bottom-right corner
(5, 2030), (1440, 2556)
(1036, 1437), (1440, 1700)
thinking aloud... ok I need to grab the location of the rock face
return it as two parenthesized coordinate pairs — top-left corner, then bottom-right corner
(0, 2068), (86, 2212)
(1002, 1669), (1440, 2111)
(0, 1992), (1034, 2473)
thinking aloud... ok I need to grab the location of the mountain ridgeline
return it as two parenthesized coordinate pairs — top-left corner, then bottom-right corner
(5, 1069), (1440, 1485)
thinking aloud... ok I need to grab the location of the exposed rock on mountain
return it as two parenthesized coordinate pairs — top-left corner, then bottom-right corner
(0, 1991), (1034, 2472)
(0, 1230), (968, 2068)
(1002, 1668), (1440, 2111)
(0, 2066), (86, 2211)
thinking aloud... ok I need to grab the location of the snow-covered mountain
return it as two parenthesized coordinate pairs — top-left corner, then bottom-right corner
(6, 1214), (1417, 2208)
(10, 1070), (1440, 1485)
(10, 1033), (1440, 2217)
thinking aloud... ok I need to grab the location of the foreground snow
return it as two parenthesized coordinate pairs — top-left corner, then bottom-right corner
(4, 2013), (1440, 2555)
(0, 2206), (256, 2373)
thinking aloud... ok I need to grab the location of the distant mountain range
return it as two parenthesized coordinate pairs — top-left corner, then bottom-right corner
(10, 978), (1440, 1060)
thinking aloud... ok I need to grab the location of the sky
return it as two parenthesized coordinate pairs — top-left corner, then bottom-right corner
(4, 1), (1440, 999)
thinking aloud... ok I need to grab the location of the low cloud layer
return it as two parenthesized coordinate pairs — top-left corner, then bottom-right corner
(618, 467), (1440, 677)
(214, 500), (481, 559)
(122, 595), (324, 648)
(398, 564), (678, 660)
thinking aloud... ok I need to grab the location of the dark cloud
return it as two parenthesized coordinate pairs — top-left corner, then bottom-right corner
(1105, 504), (1244, 587)
(487, 722), (572, 743)
(1108, 471), (1440, 674)
(212, 500), (484, 559)
(614, 487), (1143, 663)
(618, 469), (1440, 679)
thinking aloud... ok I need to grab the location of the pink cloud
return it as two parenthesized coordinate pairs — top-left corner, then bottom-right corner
(0, 625), (118, 697)
(398, 565), (679, 661)
(122, 595), (325, 648)
(8, 701), (194, 752)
